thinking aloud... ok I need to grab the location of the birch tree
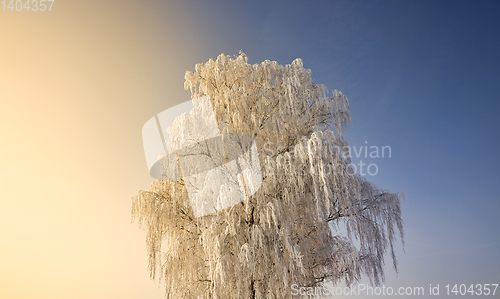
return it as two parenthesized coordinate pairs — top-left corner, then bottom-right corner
(132, 52), (404, 298)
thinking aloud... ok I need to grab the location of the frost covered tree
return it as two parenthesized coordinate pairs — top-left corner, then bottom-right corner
(132, 52), (404, 298)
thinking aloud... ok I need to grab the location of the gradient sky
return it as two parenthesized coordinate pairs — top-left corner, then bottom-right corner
(1, 1), (499, 298)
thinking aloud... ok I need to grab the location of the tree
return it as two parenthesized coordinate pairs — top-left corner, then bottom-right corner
(132, 52), (404, 298)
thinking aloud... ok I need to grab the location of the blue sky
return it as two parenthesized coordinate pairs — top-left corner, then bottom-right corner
(179, 0), (500, 295)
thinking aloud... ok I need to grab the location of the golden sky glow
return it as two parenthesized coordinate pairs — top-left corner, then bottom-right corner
(0, 1), (205, 298)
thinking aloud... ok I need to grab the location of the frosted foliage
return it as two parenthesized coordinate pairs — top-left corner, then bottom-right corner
(166, 96), (220, 151)
(161, 96), (261, 218)
(132, 53), (404, 298)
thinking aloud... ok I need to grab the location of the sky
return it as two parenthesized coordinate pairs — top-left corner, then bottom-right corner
(1, 0), (499, 298)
